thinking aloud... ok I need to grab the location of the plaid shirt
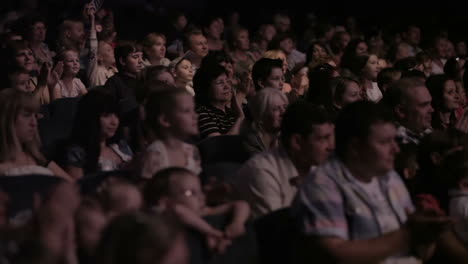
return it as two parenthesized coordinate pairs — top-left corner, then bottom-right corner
(292, 157), (414, 241)
(396, 125), (432, 145)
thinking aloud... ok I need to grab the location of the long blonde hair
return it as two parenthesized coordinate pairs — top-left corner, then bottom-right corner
(0, 89), (45, 164)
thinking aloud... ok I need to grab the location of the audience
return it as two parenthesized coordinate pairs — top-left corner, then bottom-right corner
(2, 3), (468, 264)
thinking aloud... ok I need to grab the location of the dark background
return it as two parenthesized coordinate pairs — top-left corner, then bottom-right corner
(1, 0), (466, 47)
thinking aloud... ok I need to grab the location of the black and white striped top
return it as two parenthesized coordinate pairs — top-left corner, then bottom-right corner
(197, 104), (237, 139)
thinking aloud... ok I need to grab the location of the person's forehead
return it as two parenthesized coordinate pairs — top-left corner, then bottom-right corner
(408, 86), (431, 102)
(368, 122), (396, 139)
(190, 34), (206, 43)
(311, 122), (334, 135)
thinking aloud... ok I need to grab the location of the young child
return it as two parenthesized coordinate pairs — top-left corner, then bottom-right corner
(144, 167), (250, 253)
(87, 6), (118, 88)
(52, 49), (88, 100)
(169, 56), (195, 96)
(140, 88), (200, 178)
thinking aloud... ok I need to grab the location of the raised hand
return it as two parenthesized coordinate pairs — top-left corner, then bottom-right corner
(48, 61), (64, 88)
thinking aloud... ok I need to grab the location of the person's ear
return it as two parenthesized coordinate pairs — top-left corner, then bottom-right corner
(157, 114), (171, 128)
(257, 80), (266, 90)
(119, 57), (126, 68)
(348, 138), (362, 159)
(403, 168), (411, 179)
(65, 30), (71, 39)
(288, 134), (303, 152)
(171, 68), (177, 77)
(395, 104), (405, 120)
(430, 152), (442, 165)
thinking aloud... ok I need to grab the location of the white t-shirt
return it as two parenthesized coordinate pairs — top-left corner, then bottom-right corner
(355, 177), (400, 234)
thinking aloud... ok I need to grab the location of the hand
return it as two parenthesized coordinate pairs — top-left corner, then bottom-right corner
(455, 110), (468, 133)
(37, 62), (49, 87)
(48, 61), (63, 88)
(230, 89), (245, 120)
(224, 221), (246, 239)
(83, 2), (97, 19)
(406, 208), (453, 246)
(206, 235), (232, 254)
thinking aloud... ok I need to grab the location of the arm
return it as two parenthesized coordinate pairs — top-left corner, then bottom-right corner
(47, 62), (64, 101)
(171, 204), (223, 238)
(203, 201), (250, 239)
(225, 89), (245, 136)
(64, 165), (84, 180)
(47, 161), (73, 181)
(435, 230), (468, 263)
(315, 230), (411, 264)
(87, 8), (99, 88)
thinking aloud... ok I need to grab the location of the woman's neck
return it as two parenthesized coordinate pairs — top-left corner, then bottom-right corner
(211, 101), (229, 111)
(362, 78), (373, 89)
(123, 71), (137, 79)
(258, 129), (279, 149)
(149, 57), (162, 66)
(100, 140), (107, 150)
(61, 74), (75, 82)
(233, 49), (247, 60)
(439, 111), (452, 126)
(175, 79), (189, 89)
(161, 134), (184, 149)
(29, 41), (42, 50)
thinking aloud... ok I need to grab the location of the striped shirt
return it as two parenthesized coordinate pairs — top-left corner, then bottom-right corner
(292, 157), (419, 263)
(196, 104), (236, 139)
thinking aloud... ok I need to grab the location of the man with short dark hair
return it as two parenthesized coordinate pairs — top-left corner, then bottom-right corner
(293, 101), (450, 264)
(385, 77), (434, 145)
(235, 101), (335, 218)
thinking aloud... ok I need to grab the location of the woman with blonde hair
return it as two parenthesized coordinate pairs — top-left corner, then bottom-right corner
(242, 88), (288, 156)
(0, 89), (70, 178)
(141, 33), (170, 67)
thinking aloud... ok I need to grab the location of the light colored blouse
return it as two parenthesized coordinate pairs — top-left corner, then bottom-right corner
(141, 140), (201, 179)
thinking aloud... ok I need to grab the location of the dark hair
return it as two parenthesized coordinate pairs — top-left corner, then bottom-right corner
(96, 212), (183, 264)
(305, 42), (327, 66)
(307, 63), (337, 105)
(335, 101), (394, 159)
(393, 57), (418, 72)
(115, 41), (142, 71)
(331, 76), (360, 106)
(251, 58), (283, 91)
(143, 167), (193, 207)
(201, 50), (233, 68)
(377, 67), (402, 93)
(70, 90), (120, 173)
(2, 40), (31, 71)
(267, 32), (295, 51)
(443, 149), (468, 188)
(193, 63), (228, 106)
(444, 56), (464, 81)
(400, 69), (426, 79)
(280, 101), (332, 147)
(16, 14), (46, 41)
(426, 74), (453, 111)
(347, 54), (370, 78)
(340, 39), (367, 70)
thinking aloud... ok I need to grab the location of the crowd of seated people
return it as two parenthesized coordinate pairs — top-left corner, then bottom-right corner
(2, 1), (468, 264)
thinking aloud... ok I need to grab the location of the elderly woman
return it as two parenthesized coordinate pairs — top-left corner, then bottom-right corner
(242, 88), (288, 156)
(194, 63), (244, 139)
